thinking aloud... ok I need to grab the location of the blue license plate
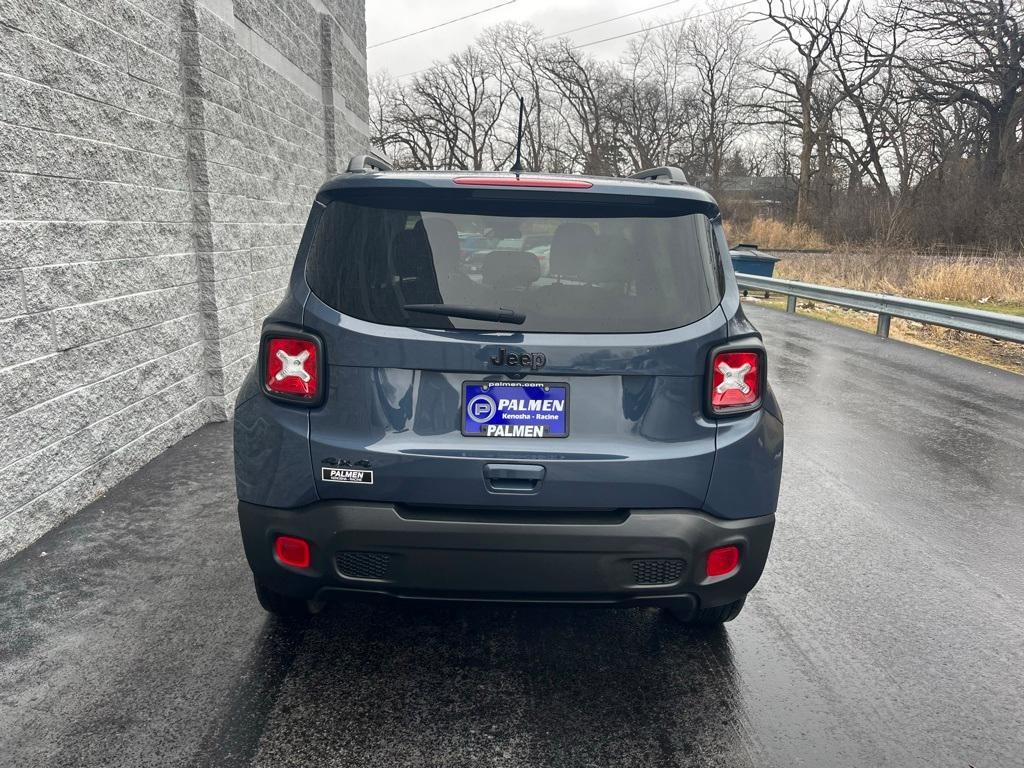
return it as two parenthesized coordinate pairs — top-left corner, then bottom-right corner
(462, 382), (569, 438)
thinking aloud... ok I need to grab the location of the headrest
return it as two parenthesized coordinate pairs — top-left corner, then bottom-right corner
(582, 234), (633, 284)
(549, 223), (597, 277)
(393, 226), (427, 252)
(482, 250), (541, 289)
(415, 218), (461, 271)
(391, 227), (433, 282)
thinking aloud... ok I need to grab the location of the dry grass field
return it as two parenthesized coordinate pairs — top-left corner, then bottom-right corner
(773, 251), (1024, 306)
(726, 217), (830, 251)
(726, 218), (1024, 375)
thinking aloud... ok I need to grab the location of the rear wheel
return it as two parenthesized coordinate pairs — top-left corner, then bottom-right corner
(254, 578), (313, 619)
(670, 596), (745, 627)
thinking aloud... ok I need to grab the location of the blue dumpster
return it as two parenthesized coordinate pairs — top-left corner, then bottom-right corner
(730, 244), (780, 277)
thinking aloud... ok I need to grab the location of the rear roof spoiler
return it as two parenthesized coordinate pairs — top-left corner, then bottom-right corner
(346, 151), (394, 173)
(344, 157), (689, 185)
(630, 166), (688, 185)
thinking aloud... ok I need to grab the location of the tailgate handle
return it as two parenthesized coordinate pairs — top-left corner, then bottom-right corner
(482, 463), (545, 494)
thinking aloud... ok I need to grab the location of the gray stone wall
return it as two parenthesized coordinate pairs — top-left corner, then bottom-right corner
(0, 0), (368, 560)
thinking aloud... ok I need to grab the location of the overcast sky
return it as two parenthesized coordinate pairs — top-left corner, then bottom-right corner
(365, 0), (719, 77)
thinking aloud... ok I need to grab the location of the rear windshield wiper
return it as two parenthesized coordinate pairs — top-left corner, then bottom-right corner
(403, 303), (526, 325)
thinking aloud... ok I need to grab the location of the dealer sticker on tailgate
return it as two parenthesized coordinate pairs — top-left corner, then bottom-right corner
(321, 467), (373, 484)
(462, 382), (568, 438)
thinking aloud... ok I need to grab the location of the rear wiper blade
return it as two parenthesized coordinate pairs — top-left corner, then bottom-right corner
(403, 303), (526, 325)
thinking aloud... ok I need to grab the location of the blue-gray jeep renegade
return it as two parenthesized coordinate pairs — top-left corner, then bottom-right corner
(233, 156), (783, 627)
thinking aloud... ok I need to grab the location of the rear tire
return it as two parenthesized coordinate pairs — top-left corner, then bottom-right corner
(670, 596), (745, 626)
(254, 578), (313, 619)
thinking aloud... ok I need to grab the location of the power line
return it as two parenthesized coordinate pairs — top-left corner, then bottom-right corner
(542, 0), (680, 40)
(572, 0), (758, 49)
(390, 0), (758, 78)
(368, 0), (517, 49)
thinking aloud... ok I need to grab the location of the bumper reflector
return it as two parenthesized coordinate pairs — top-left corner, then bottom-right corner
(274, 535), (311, 569)
(706, 545), (740, 577)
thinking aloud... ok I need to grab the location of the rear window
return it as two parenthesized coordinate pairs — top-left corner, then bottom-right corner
(305, 191), (722, 333)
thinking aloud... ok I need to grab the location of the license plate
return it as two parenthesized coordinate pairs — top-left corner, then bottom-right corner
(462, 382), (569, 438)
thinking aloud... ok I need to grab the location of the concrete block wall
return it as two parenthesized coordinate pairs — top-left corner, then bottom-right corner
(0, 0), (368, 560)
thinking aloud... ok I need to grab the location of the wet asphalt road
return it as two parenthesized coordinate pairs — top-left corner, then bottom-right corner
(1, 305), (1023, 768)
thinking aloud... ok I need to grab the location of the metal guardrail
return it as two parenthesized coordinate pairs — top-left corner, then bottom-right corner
(735, 274), (1024, 344)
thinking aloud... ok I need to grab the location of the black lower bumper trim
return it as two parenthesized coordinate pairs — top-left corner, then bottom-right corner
(320, 586), (700, 615)
(238, 500), (774, 609)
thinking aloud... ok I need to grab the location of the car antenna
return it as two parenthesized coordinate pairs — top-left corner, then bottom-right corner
(510, 95), (526, 175)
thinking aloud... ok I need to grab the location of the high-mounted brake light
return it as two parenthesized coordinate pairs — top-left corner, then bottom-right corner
(264, 335), (319, 401)
(453, 176), (593, 189)
(710, 349), (762, 414)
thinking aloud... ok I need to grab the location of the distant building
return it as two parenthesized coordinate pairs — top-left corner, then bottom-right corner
(692, 175), (797, 213)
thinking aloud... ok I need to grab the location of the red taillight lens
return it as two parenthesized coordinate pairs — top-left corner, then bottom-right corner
(265, 337), (318, 399)
(706, 545), (740, 578)
(710, 350), (761, 413)
(274, 535), (311, 569)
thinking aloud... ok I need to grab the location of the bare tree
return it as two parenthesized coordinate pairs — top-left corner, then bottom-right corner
(538, 40), (618, 174)
(760, 0), (853, 224)
(479, 23), (559, 171)
(827, 6), (901, 201)
(684, 8), (757, 189)
(370, 73), (446, 169)
(411, 47), (513, 170)
(609, 24), (697, 172)
(894, 0), (1024, 191)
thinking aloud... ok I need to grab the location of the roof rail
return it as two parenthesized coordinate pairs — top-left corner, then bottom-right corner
(346, 151), (394, 174)
(630, 166), (688, 185)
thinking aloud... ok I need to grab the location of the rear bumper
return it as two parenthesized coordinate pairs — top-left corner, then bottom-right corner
(238, 502), (774, 615)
